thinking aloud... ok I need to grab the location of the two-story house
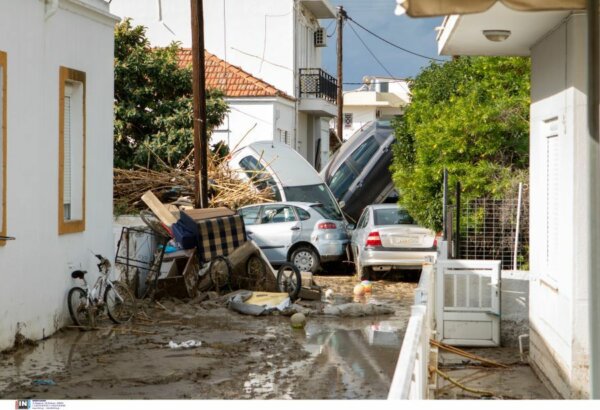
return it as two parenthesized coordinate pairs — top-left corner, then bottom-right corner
(110, 0), (338, 170)
(0, 0), (117, 351)
(342, 76), (410, 140)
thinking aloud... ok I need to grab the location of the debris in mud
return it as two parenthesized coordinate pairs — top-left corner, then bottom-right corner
(168, 340), (202, 349)
(31, 379), (56, 386)
(323, 303), (395, 317)
(228, 291), (291, 316)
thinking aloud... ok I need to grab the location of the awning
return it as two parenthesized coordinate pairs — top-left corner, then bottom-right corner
(395, 0), (585, 16)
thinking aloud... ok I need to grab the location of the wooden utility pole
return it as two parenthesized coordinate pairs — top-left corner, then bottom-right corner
(191, 0), (208, 208)
(336, 6), (346, 145)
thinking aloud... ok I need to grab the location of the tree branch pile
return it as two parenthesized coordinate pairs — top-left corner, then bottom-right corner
(114, 152), (274, 213)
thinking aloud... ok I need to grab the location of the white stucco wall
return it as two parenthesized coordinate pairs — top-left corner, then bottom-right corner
(0, 0), (116, 350)
(342, 106), (376, 140)
(110, 0), (306, 98)
(529, 14), (589, 398)
(212, 97), (295, 151)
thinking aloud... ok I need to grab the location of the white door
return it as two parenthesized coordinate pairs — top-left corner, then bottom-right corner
(436, 260), (501, 346)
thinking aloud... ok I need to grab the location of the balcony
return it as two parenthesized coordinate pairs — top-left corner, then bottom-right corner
(299, 68), (338, 117)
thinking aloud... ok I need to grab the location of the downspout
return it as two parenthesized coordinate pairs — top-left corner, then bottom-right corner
(587, 0), (600, 399)
(293, 0), (299, 154)
(45, 0), (59, 20)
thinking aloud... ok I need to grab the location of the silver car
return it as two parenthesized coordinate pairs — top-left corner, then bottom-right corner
(351, 204), (437, 279)
(237, 202), (349, 273)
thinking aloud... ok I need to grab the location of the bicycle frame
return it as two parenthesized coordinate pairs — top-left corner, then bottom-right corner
(74, 256), (125, 310)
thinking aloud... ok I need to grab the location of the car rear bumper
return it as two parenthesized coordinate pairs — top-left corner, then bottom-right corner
(315, 239), (349, 262)
(361, 247), (437, 268)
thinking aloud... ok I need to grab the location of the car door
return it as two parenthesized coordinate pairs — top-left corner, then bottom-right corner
(247, 204), (301, 264)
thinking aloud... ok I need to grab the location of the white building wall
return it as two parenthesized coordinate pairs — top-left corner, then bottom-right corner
(529, 14), (589, 398)
(213, 97), (295, 151)
(110, 0), (297, 98)
(343, 106), (376, 140)
(0, 0), (116, 351)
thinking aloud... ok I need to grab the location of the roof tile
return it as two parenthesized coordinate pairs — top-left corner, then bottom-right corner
(177, 49), (295, 101)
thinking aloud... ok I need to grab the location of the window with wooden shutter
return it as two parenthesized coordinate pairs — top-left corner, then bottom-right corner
(58, 67), (86, 235)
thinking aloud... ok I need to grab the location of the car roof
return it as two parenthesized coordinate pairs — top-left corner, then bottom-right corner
(320, 120), (394, 180)
(366, 203), (404, 210)
(234, 141), (323, 186)
(239, 201), (319, 209)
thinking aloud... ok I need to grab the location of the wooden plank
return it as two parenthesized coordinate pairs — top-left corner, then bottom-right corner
(141, 190), (177, 227)
(183, 207), (234, 221)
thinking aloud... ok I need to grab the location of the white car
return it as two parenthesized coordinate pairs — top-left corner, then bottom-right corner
(238, 202), (349, 273)
(351, 204), (437, 279)
(228, 141), (345, 222)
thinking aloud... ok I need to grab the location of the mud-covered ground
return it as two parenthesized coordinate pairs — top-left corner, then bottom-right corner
(0, 273), (418, 400)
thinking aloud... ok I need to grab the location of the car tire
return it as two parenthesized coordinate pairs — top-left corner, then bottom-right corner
(290, 246), (320, 273)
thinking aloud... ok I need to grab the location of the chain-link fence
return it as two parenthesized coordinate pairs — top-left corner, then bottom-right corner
(448, 184), (529, 270)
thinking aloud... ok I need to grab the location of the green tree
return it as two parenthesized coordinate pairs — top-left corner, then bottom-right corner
(114, 20), (228, 169)
(391, 57), (530, 230)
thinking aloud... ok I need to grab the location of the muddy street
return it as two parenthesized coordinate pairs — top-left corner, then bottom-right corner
(0, 274), (418, 400)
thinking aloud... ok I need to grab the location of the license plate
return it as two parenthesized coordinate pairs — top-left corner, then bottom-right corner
(392, 236), (418, 246)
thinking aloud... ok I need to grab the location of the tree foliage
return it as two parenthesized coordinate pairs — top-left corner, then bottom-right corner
(391, 57), (530, 230)
(114, 20), (228, 169)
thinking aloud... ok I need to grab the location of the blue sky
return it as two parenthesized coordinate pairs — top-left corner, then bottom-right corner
(321, 0), (447, 89)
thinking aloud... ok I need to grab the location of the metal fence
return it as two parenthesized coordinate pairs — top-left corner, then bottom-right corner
(450, 184), (529, 270)
(299, 68), (337, 104)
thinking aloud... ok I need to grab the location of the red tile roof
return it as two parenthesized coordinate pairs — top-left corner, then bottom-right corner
(177, 49), (295, 101)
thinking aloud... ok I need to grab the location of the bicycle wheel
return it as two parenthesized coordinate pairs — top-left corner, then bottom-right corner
(105, 282), (137, 324)
(276, 263), (302, 301)
(209, 256), (232, 290)
(67, 287), (93, 330)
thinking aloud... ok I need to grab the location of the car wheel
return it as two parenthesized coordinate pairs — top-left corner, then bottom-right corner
(290, 246), (320, 273)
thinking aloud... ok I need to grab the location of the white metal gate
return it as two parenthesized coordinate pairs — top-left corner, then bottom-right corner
(436, 260), (501, 346)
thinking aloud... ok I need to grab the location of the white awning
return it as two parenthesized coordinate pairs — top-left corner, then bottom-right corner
(395, 0), (585, 17)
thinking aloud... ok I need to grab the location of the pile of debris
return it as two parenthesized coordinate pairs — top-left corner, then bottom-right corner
(114, 150), (274, 213)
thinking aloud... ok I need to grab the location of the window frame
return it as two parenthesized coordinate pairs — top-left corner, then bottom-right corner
(0, 51), (6, 245)
(58, 66), (86, 235)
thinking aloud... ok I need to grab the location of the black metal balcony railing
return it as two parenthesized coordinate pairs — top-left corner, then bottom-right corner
(299, 68), (337, 104)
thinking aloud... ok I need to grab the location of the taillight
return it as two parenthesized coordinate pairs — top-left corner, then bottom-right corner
(318, 222), (337, 230)
(366, 231), (382, 247)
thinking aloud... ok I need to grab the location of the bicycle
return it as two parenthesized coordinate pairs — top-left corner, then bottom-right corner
(67, 254), (137, 330)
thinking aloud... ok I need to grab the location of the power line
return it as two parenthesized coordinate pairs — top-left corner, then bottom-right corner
(347, 20), (395, 79)
(346, 15), (445, 62)
(346, 20), (412, 96)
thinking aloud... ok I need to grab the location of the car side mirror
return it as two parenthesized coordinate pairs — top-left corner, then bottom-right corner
(347, 224), (356, 230)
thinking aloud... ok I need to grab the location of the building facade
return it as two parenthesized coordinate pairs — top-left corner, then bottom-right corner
(437, 4), (591, 398)
(341, 76), (409, 140)
(0, 0), (117, 350)
(110, 0), (338, 170)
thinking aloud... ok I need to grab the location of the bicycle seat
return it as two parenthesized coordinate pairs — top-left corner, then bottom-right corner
(71, 270), (87, 279)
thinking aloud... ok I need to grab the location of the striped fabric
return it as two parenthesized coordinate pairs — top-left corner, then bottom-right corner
(196, 215), (247, 263)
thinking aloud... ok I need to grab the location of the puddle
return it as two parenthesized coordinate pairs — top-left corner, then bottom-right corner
(0, 331), (95, 393)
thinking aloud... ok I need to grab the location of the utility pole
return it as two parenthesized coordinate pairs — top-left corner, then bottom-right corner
(335, 6), (346, 146)
(191, 0), (208, 208)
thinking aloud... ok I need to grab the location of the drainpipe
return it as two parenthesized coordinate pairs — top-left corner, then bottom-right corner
(586, 0), (600, 399)
(45, 0), (59, 20)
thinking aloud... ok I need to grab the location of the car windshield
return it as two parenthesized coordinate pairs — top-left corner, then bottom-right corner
(283, 184), (343, 220)
(238, 156), (282, 201)
(328, 163), (356, 200)
(310, 204), (341, 220)
(350, 135), (379, 174)
(373, 208), (415, 226)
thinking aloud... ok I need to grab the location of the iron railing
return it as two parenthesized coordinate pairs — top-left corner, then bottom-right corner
(299, 68), (337, 104)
